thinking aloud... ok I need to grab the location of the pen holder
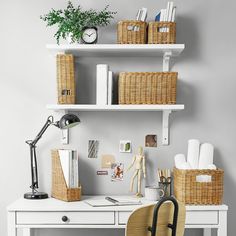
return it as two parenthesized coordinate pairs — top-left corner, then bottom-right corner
(158, 177), (172, 197)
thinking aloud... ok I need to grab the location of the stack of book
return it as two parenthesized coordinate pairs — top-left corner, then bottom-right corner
(58, 149), (79, 188)
(96, 64), (113, 105)
(155, 2), (176, 23)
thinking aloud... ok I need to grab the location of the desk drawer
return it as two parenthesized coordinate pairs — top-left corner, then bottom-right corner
(17, 212), (115, 225)
(185, 211), (218, 225)
(118, 212), (132, 225)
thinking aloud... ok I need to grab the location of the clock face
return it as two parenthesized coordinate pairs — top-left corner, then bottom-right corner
(81, 28), (97, 44)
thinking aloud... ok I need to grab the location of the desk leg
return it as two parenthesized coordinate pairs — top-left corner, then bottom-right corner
(203, 228), (211, 236)
(217, 211), (227, 236)
(23, 228), (33, 236)
(8, 212), (17, 236)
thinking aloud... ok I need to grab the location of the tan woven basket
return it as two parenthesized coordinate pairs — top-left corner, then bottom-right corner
(148, 22), (176, 44)
(118, 72), (177, 104)
(173, 167), (224, 205)
(117, 20), (147, 44)
(51, 150), (81, 202)
(56, 54), (76, 104)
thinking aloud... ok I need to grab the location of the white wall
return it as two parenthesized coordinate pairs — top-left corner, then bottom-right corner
(0, 0), (235, 236)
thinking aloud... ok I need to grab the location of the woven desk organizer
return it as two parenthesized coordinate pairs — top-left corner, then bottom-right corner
(56, 54), (76, 104)
(173, 167), (224, 205)
(51, 150), (82, 202)
(117, 20), (147, 44)
(118, 72), (177, 104)
(148, 22), (176, 44)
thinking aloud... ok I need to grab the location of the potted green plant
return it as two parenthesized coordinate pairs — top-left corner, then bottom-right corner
(40, 1), (116, 44)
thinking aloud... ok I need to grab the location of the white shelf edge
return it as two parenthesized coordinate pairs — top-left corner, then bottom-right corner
(46, 44), (185, 57)
(46, 104), (185, 112)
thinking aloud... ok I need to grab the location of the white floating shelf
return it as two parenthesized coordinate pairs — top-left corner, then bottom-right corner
(47, 44), (185, 71)
(47, 104), (184, 145)
(46, 104), (184, 111)
(47, 44), (185, 57)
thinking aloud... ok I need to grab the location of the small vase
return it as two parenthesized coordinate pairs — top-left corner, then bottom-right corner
(66, 33), (81, 44)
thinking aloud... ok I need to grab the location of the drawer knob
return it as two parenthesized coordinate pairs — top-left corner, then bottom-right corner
(62, 216), (69, 222)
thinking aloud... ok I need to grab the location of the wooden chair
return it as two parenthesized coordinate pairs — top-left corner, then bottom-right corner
(125, 197), (186, 236)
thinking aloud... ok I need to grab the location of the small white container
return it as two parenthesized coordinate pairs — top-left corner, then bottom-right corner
(145, 186), (164, 201)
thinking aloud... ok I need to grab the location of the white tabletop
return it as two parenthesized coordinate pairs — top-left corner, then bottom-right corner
(7, 195), (228, 212)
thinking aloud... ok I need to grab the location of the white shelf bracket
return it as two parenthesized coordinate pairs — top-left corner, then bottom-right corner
(52, 109), (69, 145)
(163, 52), (172, 72)
(162, 110), (172, 145)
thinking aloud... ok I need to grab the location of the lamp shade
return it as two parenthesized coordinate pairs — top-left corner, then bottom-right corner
(58, 114), (80, 129)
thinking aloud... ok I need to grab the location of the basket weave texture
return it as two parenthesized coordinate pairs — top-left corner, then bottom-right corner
(173, 167), (224, 205)
(51, 150), (81, 202)
(118, 72), (177, 104)
(117, 20), (147, 44)
(148, 22), (176, 44)
(56, 54), (76, 104)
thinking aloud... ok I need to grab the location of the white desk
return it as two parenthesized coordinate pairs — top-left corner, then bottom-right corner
(7, 196), (228, 236)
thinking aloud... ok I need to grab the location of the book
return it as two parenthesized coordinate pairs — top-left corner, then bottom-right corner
(107, 71), (113, 105)
(155, 11), (161, 21)
(167, 2), (174, 22)
(85, 197), (142, 207)
(58, 149), (79, 188)
(171, 7), (176, 22)
(136, 7), (147, 22)
(96, 64), (109, 105)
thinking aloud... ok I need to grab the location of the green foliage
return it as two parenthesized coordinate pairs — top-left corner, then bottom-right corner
(40, 1), (116, 44)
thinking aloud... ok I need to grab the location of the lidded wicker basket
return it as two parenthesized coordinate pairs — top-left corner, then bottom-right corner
(117, 20), (147, 44)
(173, 167), (224, 205)
(148, 22), (176, 44)
(119, 72), (177, 104)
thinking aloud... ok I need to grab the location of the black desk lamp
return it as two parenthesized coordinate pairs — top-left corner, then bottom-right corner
(24, 114), (80, 200)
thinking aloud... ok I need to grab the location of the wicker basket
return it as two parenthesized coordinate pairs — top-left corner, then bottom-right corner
(118, 72), (177, 104)
(117, 20), (147, 44)
(148, 22), (176, 44)
(56, 54), (76, 104)
(173, 167), (224, 205)
(51, 150), (81, 202)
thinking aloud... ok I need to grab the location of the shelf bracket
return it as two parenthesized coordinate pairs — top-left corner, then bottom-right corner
(162, 110), (172, 145)
(52, 109), (69, 145)
(163, 52), (172, 72)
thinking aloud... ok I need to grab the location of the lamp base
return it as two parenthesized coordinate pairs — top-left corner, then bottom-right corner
(24, 192), (48, 200)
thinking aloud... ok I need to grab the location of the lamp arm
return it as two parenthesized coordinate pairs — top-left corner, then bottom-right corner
(26, 116), (54, 146)
(25, 116), (54, 194)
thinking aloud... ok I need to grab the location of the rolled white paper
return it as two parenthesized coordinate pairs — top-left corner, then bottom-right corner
(174, 154), (186, 168)
(187, 139), (200, 169)
(208, 164), (216, 170)
(179, 162), (192, 170)
(198, 143), (214, 169)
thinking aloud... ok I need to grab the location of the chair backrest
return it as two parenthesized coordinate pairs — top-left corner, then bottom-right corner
(125, 198), (186, 236)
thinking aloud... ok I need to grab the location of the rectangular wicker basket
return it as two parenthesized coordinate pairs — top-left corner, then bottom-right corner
(118, 72), (177, 104)
(117, 20), (147, 44)
(51, 150), (81, 202)
(148, 22), (176, 44)
(56, 54), (76, 104)
(173, 167), (224, 205)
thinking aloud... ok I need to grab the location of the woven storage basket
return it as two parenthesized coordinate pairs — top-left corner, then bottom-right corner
(56, 54), (76, 104)
(118, 72), (177, 104)
(117, 20), (147, 44)
(173, 167), (224, 205)
(148, 22), (176, 44)
(51, 150), (81, 202)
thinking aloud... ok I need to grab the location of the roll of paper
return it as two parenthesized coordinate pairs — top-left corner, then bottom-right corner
(198, 143), (214, 169)
(174, 154), (186, 169)
(179, 162), (192, 170)
(187, 139), (200, 169)
(208, 164), (216, 170)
